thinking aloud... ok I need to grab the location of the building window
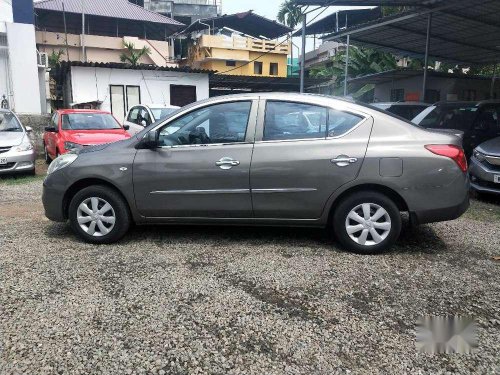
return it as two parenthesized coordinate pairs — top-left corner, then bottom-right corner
(270, 63), (279, 76)
(110, 85), (125, 120)
(254, 61), (263, 75)
(126, 86), (141, 111)
(226, 60), (236, 67)
(390, 88), (405, 102)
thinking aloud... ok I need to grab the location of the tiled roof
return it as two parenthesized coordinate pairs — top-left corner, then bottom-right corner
(34, 0), (184, 26)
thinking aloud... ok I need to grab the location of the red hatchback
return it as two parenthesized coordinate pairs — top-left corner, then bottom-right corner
(43, 109), (130, 162)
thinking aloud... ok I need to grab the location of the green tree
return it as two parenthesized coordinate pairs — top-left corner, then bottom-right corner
(48, 49), (65, 67)
(277, 0), (302, 29)
(119, 41), (151, 66)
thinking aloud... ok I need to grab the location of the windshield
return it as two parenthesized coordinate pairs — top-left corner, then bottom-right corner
(0, 112), (23, 132)
(151, 108), (178, 121)
(412, 104), (478, 130)
(62, 113), (121, 130)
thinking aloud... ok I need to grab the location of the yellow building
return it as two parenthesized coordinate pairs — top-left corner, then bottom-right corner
(188, 34), (290, 77)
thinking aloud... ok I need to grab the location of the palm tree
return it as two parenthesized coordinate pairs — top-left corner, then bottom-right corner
(119, 41), (151, 66)
(277, 1), (303, 76)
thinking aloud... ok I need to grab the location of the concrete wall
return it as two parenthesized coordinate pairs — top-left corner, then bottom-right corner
(0, 0), (13, 26)
(6, 22), (42, 114)
(17, 113), (52, 153)
(70, 66), (210, 122)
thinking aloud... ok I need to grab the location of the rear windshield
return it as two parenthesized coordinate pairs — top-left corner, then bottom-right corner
(412, 104), (478, 130)
(0, 112), (23, 132)
(62, 113), (121, 130)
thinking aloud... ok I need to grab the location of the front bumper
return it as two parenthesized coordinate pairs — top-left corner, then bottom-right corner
(469, 156), (500, 195)
(42, 174), (68, 222)
(0, 149), (36, 174)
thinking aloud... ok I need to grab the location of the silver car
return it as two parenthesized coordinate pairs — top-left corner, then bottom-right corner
(469, 137), (500, 195)
(0, 109), (36, 175)
(42, 93), (470, 254)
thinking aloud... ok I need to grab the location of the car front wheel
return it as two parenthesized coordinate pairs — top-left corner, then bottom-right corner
(68, 185), (131, 244)
(333, 191), (402, 254)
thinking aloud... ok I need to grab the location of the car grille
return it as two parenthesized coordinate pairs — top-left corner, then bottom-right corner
(0, 162), (15, 170)
(485, 155), (500, 167)
(0, 146), (12, 154)
(484, 159), (500, 172)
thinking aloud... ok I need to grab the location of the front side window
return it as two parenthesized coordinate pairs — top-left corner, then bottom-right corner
(0, 112), (22, 132)
(62, 113), (122, 130)
(127, 107), (140, 123)
(158, 101), (252, 147)
(263, 101), (327, 141)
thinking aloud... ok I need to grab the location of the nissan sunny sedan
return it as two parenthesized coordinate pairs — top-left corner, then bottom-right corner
(42, 93), (470, 254)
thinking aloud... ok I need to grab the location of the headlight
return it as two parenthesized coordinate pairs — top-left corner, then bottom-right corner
(47, 153), (78, 174)
(64, 141), (83, 151)
(473, 149), (486, 162)
(13, 139), (34, 152)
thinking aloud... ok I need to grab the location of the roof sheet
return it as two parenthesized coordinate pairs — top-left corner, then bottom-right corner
(293, 0), (438, 5)
(179, 11), (292, 40)
(323, 0), (500, 65)
(34, 0), (184, 26)
(61, 61), (213, 74)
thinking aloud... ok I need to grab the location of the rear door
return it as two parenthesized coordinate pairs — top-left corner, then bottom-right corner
(133, 99), (258, 218)
(250, 99), (373, 219)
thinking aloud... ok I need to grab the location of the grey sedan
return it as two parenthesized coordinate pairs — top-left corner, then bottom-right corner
(469, 137), (500, 194)
(42, 93), (470, 254)
(0, 109), (36, 175)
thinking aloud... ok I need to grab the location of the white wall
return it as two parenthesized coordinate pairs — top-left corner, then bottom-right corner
(0, 0), (13, 27)
(70, 66), (210, 122)
(6, 22), (41, 114)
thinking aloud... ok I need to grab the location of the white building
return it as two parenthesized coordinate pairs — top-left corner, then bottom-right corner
(0, 0), (47, 114)
(61, 62), (210, 123)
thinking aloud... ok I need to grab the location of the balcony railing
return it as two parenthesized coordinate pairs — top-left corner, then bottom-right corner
(198, 35), (290, 54)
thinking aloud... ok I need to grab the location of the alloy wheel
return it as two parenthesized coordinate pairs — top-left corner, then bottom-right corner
(345, 203), (391, 246)
(76, 197), (116, 237)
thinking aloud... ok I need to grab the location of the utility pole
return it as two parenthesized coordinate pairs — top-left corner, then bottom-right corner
(62, 1), (70, 60)
(300, 13), (306, 93)
(81, 0), (86, 62)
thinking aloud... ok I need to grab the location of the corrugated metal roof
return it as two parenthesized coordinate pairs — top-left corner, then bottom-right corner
(62, 61), (214, 74)
(34, 0), (184, 26)
(323, 0), (500, 65)
(294, 0), (439, 5)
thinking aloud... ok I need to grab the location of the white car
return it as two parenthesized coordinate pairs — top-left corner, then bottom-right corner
(124, 104), (180, 135)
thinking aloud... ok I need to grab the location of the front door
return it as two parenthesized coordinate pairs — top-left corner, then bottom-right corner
(250, 100), (373, 219)
(133, 99), (257, 218)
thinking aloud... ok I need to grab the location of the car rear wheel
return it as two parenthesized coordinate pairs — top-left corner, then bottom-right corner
(44, 144), (52, 164)
(333, 191), (402, 254)
(68, 185), (131, 244)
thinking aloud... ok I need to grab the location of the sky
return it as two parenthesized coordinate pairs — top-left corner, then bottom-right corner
(222, 1), (364, 54)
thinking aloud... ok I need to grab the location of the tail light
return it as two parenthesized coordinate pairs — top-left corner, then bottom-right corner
(425, 144), (467, 172)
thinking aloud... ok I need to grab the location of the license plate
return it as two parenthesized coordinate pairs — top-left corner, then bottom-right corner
(494, 175), (500, 184)
(0, 157), (7, 165)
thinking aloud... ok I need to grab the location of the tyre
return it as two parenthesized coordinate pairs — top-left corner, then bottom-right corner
(44, 143), (52, 164)
(68, 185), (131, 244)
(333, 191), (402, 254)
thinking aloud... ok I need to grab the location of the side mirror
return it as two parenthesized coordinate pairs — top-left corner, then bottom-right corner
(140, 130), (158, 149)
(44, 126), (57, 132)
(141, 120), (147, 127)
(123, 124), (130, 131)
(25, 126), (33, 132)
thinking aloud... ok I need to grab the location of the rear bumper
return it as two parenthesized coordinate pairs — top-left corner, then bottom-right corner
(411, 191), (470, 225)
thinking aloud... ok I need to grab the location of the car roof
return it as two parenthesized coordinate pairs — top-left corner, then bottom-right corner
(57, 109), (112, 115)
(373, 102), (429, 106)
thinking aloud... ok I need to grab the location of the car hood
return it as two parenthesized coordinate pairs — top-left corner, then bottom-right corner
(0, 132), (24, 147)
(476, 136), (500, 156)
(65, 130), (130, 145)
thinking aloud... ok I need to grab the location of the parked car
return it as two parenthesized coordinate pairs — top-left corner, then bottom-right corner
(124, 104), (180, 135)
(469, 136), (500, 195)
(43, 109), (131, 162)
(42, 93), (469, 254)
(0, 109), (36, 175)
(412, 100), (500, 157)
(372, 102), (430, 121)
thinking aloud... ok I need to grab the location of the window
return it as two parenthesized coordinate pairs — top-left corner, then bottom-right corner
(170, 85), (197, 107)
(270, 63), (279, 76)
(158, 101), (252, 147)
(110, 85), (125, 120)
(413, 104), (479, 130)
(254, 61), (263, 75)
(425, 89), (440, 103)
(127, 107), (141, 124)
(226, 60), (236, 67)
(126, 86), (141, 110)
(140, 108), (152, 126)
(390, 89), (405, 102)
(327, 109), (363, 137)
(263, 101), (327, 141)
(473, 106), (500, 132)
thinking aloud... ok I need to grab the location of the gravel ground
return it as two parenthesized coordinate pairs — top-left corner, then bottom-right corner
(0, 172), (499, 374)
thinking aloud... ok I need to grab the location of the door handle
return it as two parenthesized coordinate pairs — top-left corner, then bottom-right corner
(331, 156), (358, 167)
(216, 157), (240, 170)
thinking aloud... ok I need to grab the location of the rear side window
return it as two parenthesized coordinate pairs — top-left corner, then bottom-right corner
(263, 101), (327, 141)
(328, 109), (363, 137)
